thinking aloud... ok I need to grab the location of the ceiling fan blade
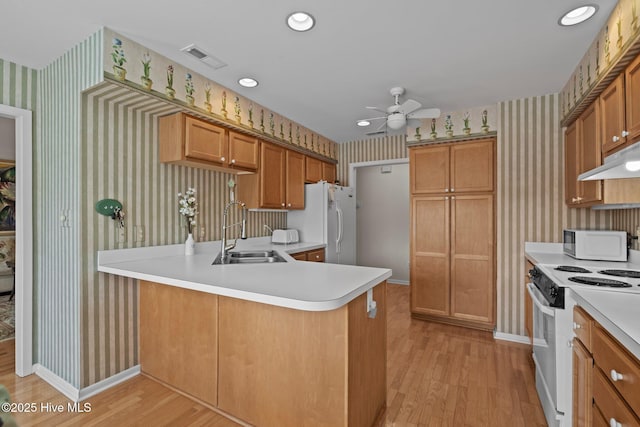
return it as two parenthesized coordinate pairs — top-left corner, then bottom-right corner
(407, 118), (422, 128)
(398, 99), (421, 115)
(357, 116), (387, 122)
(366, 106), (387, 114)
(407, 108), (441, 119)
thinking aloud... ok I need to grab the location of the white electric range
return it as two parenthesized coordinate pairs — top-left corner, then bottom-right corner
(528, 260), (640, 427)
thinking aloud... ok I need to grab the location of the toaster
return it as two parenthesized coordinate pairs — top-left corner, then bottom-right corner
(271, 229), (299, 244)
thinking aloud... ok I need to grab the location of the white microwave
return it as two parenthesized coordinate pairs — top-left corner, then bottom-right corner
(563, 229), (628, 261)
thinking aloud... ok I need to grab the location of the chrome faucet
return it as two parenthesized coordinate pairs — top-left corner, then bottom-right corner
(220, 200), (247, 262)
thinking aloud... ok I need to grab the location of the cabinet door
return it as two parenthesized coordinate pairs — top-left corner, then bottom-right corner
(450, 194), (494, 325)
(228, 131), (258, 171)
(292, 252), (308, 261)
(306, 249), (325, 262)
(626, 54), (640, 143)
(410, 196), (450, 316)
(322, 161), (336, 184)
(184, 115), (227, 163)
(305, 156), (323, 183)
(410, 146), (449, 194)
(286, 150), (305, 209)
(450, 139), (494, 193)
(565, 122), (580, 205)
(573, 338), (593, 427)
(601, 75), (627, 156)
(578, 101), (603, 205)
(259, 143), (286, 209)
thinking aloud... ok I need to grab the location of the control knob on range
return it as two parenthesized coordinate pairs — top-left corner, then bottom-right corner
(550, 287), (558, 298)
(528, 268), (538, 279)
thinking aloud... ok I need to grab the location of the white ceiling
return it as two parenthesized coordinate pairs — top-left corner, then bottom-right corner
(0, 0), (617, 142)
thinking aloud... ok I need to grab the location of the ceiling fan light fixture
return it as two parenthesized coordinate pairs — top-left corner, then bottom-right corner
(286, 12), (315, 32)
(238, 77), (259, 88)
(357, 120), (370, 127)
(387, 113), (406, 130)
(559, 5), (598, 26)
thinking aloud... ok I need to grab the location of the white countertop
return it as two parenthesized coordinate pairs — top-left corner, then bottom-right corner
(525, 242), (640, 359)
(98, 237), (392, 312)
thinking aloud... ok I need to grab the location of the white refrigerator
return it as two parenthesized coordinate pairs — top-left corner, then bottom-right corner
(287, 182), (356, 265)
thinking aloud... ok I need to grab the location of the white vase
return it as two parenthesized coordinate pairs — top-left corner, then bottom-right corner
(185, 233), (195, 256)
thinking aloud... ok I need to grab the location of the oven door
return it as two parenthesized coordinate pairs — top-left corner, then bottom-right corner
(527, 283), (558, 414)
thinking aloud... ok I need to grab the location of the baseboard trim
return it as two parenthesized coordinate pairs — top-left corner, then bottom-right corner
(387, 280), (409, 285)
(493, 331), (531, 345)
(33, 363), (80, 401)
(34, 364), (141, 402)
(78, 365), (140, 401)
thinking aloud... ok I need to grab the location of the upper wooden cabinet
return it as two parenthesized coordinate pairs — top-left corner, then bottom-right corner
(237, 142), (306, 210)
(322, 161), (336, 183)
(305, 156), (323, 183)
(159, 112), (257, 172)
(601, 75), (627, 156)
(600, 54), (640, 157)
(410, 139), (494, 194)
(566, 101), (603, 206)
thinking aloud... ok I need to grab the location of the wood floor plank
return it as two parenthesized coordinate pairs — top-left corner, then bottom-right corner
(0, 285), (546, 426)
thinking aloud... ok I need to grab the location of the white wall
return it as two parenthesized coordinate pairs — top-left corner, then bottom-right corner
(0, 117), (15, 160)
(356, 163), (409, 283)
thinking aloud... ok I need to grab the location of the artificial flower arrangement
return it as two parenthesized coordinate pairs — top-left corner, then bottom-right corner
(178, 188), (198, 234)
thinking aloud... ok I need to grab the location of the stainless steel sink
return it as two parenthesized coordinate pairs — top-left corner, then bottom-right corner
(212, 250), (287, 265)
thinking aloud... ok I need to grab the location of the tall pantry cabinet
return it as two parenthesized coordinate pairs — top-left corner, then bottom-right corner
(409, 138), (496, 330)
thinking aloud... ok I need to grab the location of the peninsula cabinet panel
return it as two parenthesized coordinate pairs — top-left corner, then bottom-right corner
(626, 54), (640, 143)
(450, 194), (494, 325)
(450, 139), (494, 193)
(410, 196), (450, 316)
(139, 281), (218, 406)
(601, 75), (627, 156)
(410, 145), (449, 194)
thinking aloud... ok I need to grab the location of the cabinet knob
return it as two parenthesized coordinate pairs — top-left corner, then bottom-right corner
(450, 188), (455, 192)
(221, 156), (226, 162)
(610, 418), (622, 427)
(445, 188), (449, 192)
(612, 135), (620, 142)
(622, 130), (630, 137)
(610, 369), (623, 382)
(573, 322), (581, 330)
(451, 196), (456, 200)
(281, 203), (285, 207)
(445, 196), (449, 200)
(316, 255), (320, 259)
(287, 203), (291, 207)
(231, 159), (236, 164)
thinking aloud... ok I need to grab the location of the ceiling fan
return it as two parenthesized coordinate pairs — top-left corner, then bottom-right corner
(359, 87), (441, 135)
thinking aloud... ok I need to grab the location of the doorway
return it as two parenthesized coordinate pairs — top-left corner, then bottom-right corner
(349, 159), (410, 284)
(0, 105), (33, 377)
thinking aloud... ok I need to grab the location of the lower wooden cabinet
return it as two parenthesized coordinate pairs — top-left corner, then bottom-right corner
(410, 194), (495, 330)
(291, 248), (325, 262)
(573, 305), (640, 427)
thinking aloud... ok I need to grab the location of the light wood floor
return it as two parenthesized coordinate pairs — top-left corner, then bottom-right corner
(0, 284), (546, 426)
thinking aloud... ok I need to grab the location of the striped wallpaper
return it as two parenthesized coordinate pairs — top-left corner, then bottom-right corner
(612, 209), (640, 250)
(338, 95), (611, 336)
(0, 59), (37, 110)
(80, 82), (286, 387)
(36, 31), (103, 388)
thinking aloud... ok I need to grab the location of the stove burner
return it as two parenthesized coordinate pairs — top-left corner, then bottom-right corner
(555, 265), (592, 273)
(568, 276), (632, 288)
(598, 269), (640, 279)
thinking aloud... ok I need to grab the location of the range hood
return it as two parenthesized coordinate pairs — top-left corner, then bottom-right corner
(579, 141), (640, 180)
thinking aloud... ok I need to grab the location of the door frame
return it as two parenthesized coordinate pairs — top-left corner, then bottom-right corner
(0, 104), (33, 377)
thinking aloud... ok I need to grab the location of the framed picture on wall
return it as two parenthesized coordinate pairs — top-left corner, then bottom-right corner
(0, 234), (14, 274)
(0, 160), (15, 235)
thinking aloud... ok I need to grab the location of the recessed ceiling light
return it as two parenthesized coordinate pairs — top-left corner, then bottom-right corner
(238, 77), (259, 88)
(559, 5), (598, 26)
(287, 12), (315, 32)
(357, 120), (370, 127)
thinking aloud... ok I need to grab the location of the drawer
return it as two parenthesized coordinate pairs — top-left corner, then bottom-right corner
(593, 325), (640, 416)
(593, 368), (640, 427)
(592, 404), (610, 427)
(291, 252), (307, 261)
(573, 306), (594, 351)
(306, 249), (325, 262)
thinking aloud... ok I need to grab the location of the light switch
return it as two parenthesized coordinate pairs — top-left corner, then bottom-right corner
(134, 225), (144, 242)
(199, 226), (206, 240)
(116, 226), (126, 243)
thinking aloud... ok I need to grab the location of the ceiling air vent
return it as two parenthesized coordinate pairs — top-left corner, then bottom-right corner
(180, 44), (227, 70)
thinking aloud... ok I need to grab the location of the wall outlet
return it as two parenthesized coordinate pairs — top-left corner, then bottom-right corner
(134, 225), (145, 242)
(116, 226), (126, 243)
(199, 226), (206, 241)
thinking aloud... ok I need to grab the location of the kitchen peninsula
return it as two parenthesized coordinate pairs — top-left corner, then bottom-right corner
(98, 238), (391, 427)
